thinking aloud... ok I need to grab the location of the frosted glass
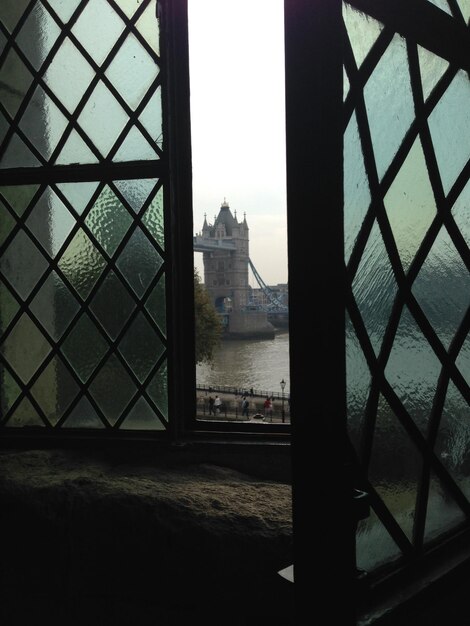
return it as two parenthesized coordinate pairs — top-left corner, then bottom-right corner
(343, 66), (350, 101)
(0, 367), (22, 415)
(61, 313), (108, 383)
(412, 226), (470, 349)
(120, 397), (165, 430)
(58, 229), (107, 300)
(0, 134), (41, 169)
(6, 397), (44, 428)
(114, 178), (156, 213)
(89, 354), (137, 426)
(364, 34), (415, 180)
(46, 0), (81, 23)
(25, 188), (75, 258)
(369, 395), (422, 541)
(424, 472), (466, 543)
(1, 0), (30, 33)
(55, 129), (99, 166)
(344, 111), (371, 264)
(1, 230), (48, 300)
(90, 271), (136, 340)
(138, 87), (162, 146)
(346, 314), (371, 452)
(385, 307), (442, 434)
(0, 48), (33, 117)
(113, 126), (159, 162)
(0, 282), (19, 335)
(116, 228), (163, 297)
(118, 312), (164, 382)
(417, 45), (449, 103)
(84, 186), (133, 257)
(456, 334), (470, 387)
(0, 313), (51, 384)
(352, 220), (398, 355)
(136, 0), (160, 55)
(145, 275), (166, 336)
(142, 187), (164, 249)
(428, 70), (470, 195)
(451, 178), (470, 249)
(56, 181), (100, 216)
(384, 138), (437, 272)
(0, 184), (38, 216)
(455, 0), (470, 21)
(146, 361), (168, 419)
(71, 0), (125, 66)
(30, 355), (79, 426)
(343, 4), (384, 69)
(62, 397), (105, 428)
(356, 507), (403, 572)
(0, 199), (16, 246)
(426, 0), (452, 15)
(16, 2), (60, 70)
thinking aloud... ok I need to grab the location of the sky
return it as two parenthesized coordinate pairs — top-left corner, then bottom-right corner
(188, 0), (288, 286)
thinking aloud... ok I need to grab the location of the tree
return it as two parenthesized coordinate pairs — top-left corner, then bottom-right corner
(194, 269), (223, 364)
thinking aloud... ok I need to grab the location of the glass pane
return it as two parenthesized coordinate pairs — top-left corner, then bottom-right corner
(120, 397), (164, 430)
(136, 0), (159, 55)
(0, 134), (41, 169)
(1, 0), (30, 33)
(112, 125), (159, 162)
(118, 312), (164, 382)
(352, 220), (398, 356)
(369, 395), (423, 542)
(0, 199), (16, 246)
(455, 0), (470, 21)
(452, 178), (470, 249)
(0, 313), (51, 383)
(417, 45), (450, 103)
(343, 3), (384, 69)
(428, 69), (470, 195)
(89, 354), (137, 426)
(1, 230), (48, 300)
(25, 187), (75, 258)
(344, 111), (371, 264)
(116, 227), (163, 296)
(46, 0), (81, 24)
(356, 506), (403, 573)
(57, 228), (107, 300)
(30, 354), (80, 426)
(364, 34), (415, 180)
(71, 0), (125, 66)
(16, 2), (61, 70)
(5, 397), (44, 428)
(142, 186), (164, 249)
(424, 472), (466, 544)
(346, 314), (371, 452)
(147, 360), (168, 419)
(383, 138), (437, 272)
(55, 129), (100, 166)
(0, 281), (19, 335)
(145, 275), (166, 336)
(412, 226), (470, 349)
(56, 181), (100, 216)
(0, 47), (32, 116)
(84, 186), (133, 257)
(385, 306), (443, 435)
(113, 178), (156, 213)
(89, 271), (136, 340)
(62, 396), (105, 428)
(0, 367), (22, 416)
(426, 0), (453, 15)
(138, 87), (162, 146)
(456, 333), (470, 387)
(343, 66), (350, 101)
(60, 313), (108, 383)
(105, 33), (158, 110)
(0, 184), (39, 216)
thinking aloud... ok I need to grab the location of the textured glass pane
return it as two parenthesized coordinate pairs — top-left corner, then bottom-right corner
(16, 2), (61, 70)
(147, 360), (168, 419)
(89, 354), (137, 426)
(29, 270), (80, 341)
(352, 221), (398, 355)
(0, 48), (34, 117)
(136, 0), (159, 55)
(56, 181), (100, 215)
(57, 229), (107, 300)
(456, 334), (470, 387)
(343, 4), (384, 69)
(0, 134), (41, 169)
(364, 34), (415, 181)
(412, 226), (470, 349)
(344, 112), (371, 264)
(142, 186), (164, 249)
(428, 70), (470, 195)
(30, 355), (79, 426)
(120, 397), (164, 430)
(145, 275), (166, 336)
(456, 0), (470, 21)
(44, 38), (95, 114)
(0, 184), (39, 217)
(356, 507), (402, 572)
(435, 381), (470, 501)
(452, 178), (470, 249)
(1, 230), (48, 300)
(1, 0), (30, 33)
(46, 0), (81, 24)
(61, 313), (108, 383)
(71, 0), (125, 66)
(0, 200), (16, 246)
(84, 186), (133, 257)
(343, 66), (350, 101)
(113, 0), (141, 18)
(113, 126), (158, 162)
(369, 395), (422, 541)
(116, 228), (163, 296)
(6, 397), (44, 428)
(385, 306), (442, 434)
(346, 314), (371, 452)
(114, 178), (156, 213)
(0, 112), (8, 145)
(426, 0), (452, 15)
(105, 33), (158, 110)
(0, 281), (19, 335)
(0, 30), (6, 56)
(62, 397), (105, 428)
(417, 45), (449, 103)
(384, 138), (437, 272)
(138, 87), (162, 146)
(0, 367), (22, 415)
(424, 472), (466, 544)
(78, 81), (129, 157)
(89, 271), (136, 339)
(26, 187), (75, 258)
(55, 129), (99, 166)
(118, 312), (164, 382)
(0, 313), (51, 383)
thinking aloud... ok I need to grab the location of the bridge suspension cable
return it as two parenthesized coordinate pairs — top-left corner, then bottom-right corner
(248, 258), (288, 312)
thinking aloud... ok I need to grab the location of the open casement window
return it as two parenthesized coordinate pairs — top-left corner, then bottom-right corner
(0, 0), (177, 436)
(343, 0), (470, 588)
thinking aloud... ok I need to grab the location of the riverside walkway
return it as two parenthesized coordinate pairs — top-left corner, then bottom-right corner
(196, 385), (290, 423)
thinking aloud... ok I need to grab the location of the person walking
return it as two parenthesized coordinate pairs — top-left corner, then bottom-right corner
(208, 396), (215, 416)
(214, 395), (222, 415)
(242, 396), (249, 418)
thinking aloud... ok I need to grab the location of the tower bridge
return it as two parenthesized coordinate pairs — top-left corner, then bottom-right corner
(193, 200), (288, 338)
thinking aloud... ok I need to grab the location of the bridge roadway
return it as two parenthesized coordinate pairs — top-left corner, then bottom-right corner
(193, 236), (236, 253)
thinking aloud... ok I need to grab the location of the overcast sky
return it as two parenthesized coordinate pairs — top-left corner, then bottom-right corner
(188, 0), (288, 286)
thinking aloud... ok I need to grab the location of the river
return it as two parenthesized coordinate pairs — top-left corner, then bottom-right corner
(196, 330), (290, 396)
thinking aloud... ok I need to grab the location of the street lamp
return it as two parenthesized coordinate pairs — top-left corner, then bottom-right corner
(280, 379), (286, 423)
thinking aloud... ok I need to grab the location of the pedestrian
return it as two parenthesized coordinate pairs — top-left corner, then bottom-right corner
(263, 397), (272, 420)
(242, 396), (249, 418)
(208, 395), (215, 416)
(250, 387), (254, 397)
(214, 395), (222, 415)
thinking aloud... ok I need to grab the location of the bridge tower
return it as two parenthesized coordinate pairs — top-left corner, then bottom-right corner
(201, 200), (250, 312)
